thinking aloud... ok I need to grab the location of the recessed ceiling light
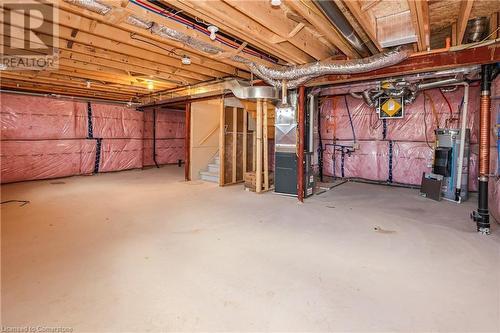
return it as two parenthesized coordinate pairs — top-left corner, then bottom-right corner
(271, 0), (281, 6)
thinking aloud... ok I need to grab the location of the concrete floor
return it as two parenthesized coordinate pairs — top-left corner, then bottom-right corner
(1, 166), (499, 332)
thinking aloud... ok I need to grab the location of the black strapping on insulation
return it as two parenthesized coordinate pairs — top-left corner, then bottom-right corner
(382, 119), (387, 140)
(388, 140), (393, 183)
(87, 101), (94, 139)
(94, 138), (102, 174)
(341, 148), (345, 178)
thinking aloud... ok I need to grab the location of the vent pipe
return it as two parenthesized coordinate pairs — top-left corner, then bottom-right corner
(314, 0), (370, 57)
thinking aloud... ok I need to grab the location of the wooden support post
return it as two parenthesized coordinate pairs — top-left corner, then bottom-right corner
(219, 101), (225, 186)
(184, 102), (191, 181)
(243, 107), (247, 174)
(252, 131), (256, 172)
(263, 101), (269, 190)
(256, 99), (263, 193)
(297, 86), (305, 202)
(232, 107), (237, 183)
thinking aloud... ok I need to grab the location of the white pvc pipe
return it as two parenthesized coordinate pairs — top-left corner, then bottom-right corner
(455, 82), (469, 199)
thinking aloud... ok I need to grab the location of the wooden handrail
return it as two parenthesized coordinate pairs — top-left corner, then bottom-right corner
(198, 124), (219, 146)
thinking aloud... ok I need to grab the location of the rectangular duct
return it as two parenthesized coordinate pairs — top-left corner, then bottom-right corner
(377, 10), (417, 48)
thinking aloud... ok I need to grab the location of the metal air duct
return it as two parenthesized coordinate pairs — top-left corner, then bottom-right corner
(314, 0), (370, 57)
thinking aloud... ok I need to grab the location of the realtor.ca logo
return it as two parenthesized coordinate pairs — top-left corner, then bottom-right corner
(1, 0), (59, 70)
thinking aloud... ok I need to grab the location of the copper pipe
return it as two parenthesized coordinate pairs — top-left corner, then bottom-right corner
(479, 94), (491, 176)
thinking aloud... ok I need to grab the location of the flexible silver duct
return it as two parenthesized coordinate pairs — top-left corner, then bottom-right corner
(64, 0), (111, 15)
(150, 23), (223, 55)
(67, 0), (410, 90)
(126, 15), (153, 30)
(247, 47), (409, 81)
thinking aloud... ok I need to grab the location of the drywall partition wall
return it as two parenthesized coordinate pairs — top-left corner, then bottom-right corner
(0, 93), (186, 183)
(320, 82), (500, 222)
(190, 98), (221, 180)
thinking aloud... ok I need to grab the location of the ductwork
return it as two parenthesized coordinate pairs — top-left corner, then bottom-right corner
(314, 0), (370, 57)
(247, 47), (410, 88)
(64, 0), (111, 15)
(465, 17), (489, 43)
(66, 0), (410, 90)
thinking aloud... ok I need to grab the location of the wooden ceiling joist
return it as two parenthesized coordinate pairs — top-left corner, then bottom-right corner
(408, 0), (430, 51)
(456, 0), (475, 45)
(283, 0), (360, 59)
(341, 0), (382, 52)
(166, 0), (315, 64)
(55, 0), (269, 72)
(221, 0), (336, 60)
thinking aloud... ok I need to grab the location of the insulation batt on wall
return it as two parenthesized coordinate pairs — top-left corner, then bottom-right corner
(320, 81), (499, 223)
(0, 93), (185, 183)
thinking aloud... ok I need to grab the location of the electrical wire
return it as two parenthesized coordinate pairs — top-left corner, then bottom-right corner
(344, 94), (357, 143)
(130, 0), (278, 63)
(438, 88), (453, 120)
(130, 33), (180, 57)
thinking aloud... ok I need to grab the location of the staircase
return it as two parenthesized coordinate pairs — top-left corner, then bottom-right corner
(200, 153), (220, 183)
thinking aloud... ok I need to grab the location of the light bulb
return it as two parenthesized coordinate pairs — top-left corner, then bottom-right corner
(181, 55), (191, 65)
(86, 80), (91, 88)
(207, 25), (218, 41)
(271, 0), (281, 6)
(147, 81), (154, 90)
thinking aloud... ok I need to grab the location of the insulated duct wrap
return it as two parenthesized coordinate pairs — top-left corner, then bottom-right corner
(150, 23), (222, 55)
(63, 0), (111, 15)
(126, 15), (153, 30)
(247, 47), (410, 81)
(123, 3), (409, 89)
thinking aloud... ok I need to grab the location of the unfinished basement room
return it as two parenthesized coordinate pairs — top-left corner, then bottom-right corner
(1, 0), (500, 332)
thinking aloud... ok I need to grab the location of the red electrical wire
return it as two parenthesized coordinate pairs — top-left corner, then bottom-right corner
(439, 88), (453, 119)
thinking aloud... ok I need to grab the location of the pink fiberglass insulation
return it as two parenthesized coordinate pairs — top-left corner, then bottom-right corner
(323, 140), (389, 181)
(91, 103), (144, 139)
(99, 139), (144, 172)
(319, 85), (494, 190)
(0, 140), (96, 183)
(143, 138), (185, 166)
(320, 96), (383, 141)
(1, 93), (88, 140)
(0, 93), (187, 183)
(490, 178), (500, 225)
(142, 109), (185, 167)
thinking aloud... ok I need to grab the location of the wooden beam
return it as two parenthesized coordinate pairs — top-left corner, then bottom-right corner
(490, 12), (499, 40)
(256, 100), (263, 193)
(341, 0), (382, 51)
(284, 0), (360, 59)
(219, 100), (225, 186)
(263, 101), (269, 191)
(252, 131), (256, 172)
(222, 0), (333, 60)
(311, 42), (500, 87)
(185, 102), (191, 181)
(408, 0), (430, 51)
(54, 1), (260, 73)
(456, 0), (475, 45)
(243, 107), (248, 174)
(168, 0), (313, 64)
(451, 22), (458, 46)
(232, 107), (237, 183)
